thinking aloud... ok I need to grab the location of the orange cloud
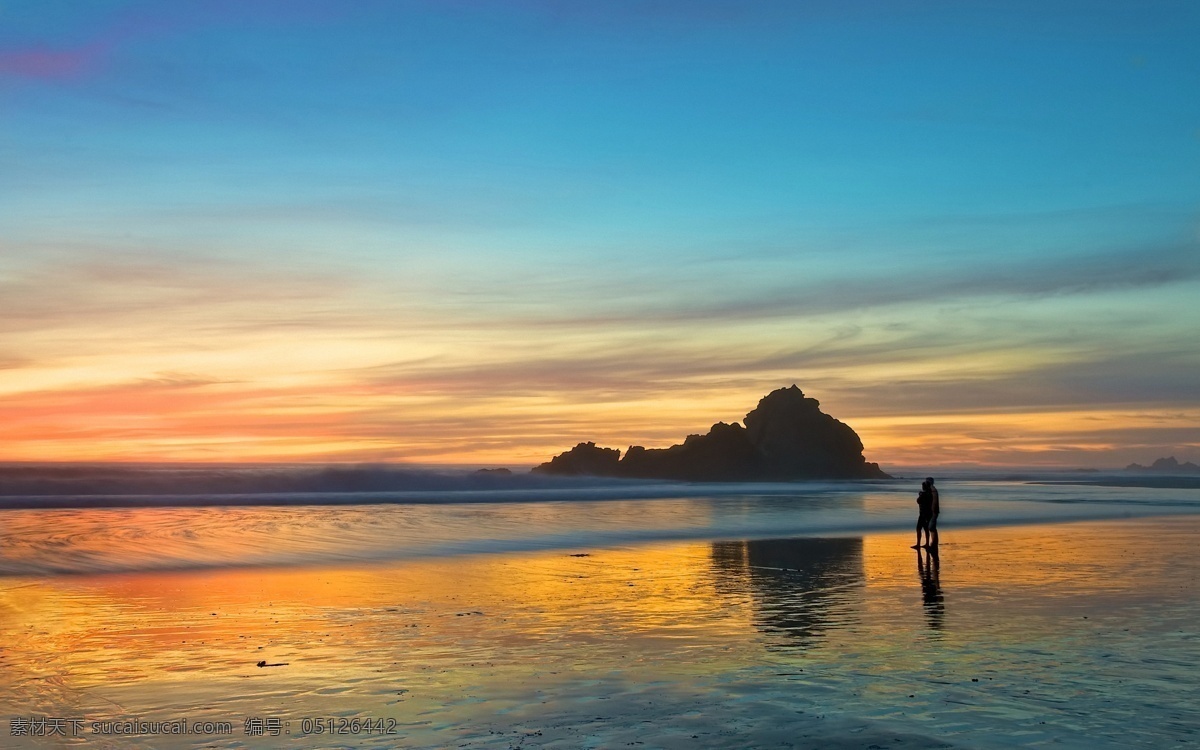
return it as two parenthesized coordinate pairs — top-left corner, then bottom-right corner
(1, 250), (1196, 468)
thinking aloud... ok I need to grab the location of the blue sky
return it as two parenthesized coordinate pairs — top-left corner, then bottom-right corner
(1, 1), (1198, 467)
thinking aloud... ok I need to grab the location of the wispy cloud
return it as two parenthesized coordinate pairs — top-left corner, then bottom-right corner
(477, 239), (1200, 330)
(826, 346), (1200, 417)
(0, 1), (355, 83)
(861, 408), (1200, 469)
(0, 42), (107, 80)
(0, 252), (359, 337)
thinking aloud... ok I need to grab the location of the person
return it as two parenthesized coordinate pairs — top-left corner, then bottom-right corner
(926, 477), (940, 548)
(913, 479), (933, 549)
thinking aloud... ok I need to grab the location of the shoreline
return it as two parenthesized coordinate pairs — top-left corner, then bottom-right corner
(3, 470), (1197, 509)
(2, 504), (1199, 579)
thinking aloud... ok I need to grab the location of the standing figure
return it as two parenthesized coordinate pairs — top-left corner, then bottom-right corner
(913, 480), (933, 549)
(926, 477), (940, 548)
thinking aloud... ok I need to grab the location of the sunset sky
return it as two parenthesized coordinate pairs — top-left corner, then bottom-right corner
(2, 1), (1198, 469)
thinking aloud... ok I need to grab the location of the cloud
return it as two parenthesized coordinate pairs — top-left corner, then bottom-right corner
(871, 413), (1200, 470)
(0, 1), (355, 83)
(0, 226), (1194, 467)
(500, 239), (1200, 330)
(297, 234), (1195, 335)
(824, 346), (1200, 418)
(352, 311), (1199, 420)
(0, 252), (360, 337)
(0, 43), (106, 80)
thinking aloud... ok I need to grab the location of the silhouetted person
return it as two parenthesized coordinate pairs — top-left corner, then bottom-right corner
(926, 476), (940, 548)
(913, 479), (934, 548)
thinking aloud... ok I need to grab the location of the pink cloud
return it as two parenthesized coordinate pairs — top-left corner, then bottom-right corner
(0, 1), (369, 84)
(0, 42), (107, 81)
(0, 1), (330, 83)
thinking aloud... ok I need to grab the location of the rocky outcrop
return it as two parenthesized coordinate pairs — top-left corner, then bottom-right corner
(532, 441), (621, 476)
(620, 421), (764, 481)
(532, 386), (890, 481)
(1125, 456), (1200, 473)
(744, 386), (883, 479)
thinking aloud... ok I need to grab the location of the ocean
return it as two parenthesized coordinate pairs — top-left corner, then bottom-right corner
(1, 470), (1197, 576)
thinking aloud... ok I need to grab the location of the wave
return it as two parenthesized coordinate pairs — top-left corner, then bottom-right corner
(0, 463), (603, 497)
(0, 464), (895, 509)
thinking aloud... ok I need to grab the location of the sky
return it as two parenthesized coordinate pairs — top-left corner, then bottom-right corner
(1, 0), (1198, 469)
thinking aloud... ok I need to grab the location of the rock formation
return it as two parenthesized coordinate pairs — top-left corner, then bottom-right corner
(532, 442), (621, 476)
(532, 386), (890, 481)
(1125, 456), (1200, 473)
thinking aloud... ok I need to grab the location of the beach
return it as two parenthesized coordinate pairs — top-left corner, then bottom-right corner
(2, 488), (1198, 748)
(6, 2), (1199, 747)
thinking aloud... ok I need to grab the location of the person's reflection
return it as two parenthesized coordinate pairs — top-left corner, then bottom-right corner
(711, 538), (863, 649)
(917, 546), (944, 631)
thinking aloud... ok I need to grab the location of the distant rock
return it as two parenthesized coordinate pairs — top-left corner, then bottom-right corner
(474, 467), (513, 475)
(1125, 456), (1200, 473)
(532, 386), (890, 481)
(533, 441), (621, 476)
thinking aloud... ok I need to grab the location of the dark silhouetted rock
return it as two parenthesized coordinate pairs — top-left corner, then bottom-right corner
(1125, 456), (1200, 473)
(620, 421), (764, 481)
(533, 386), (890, 481)
(474, 468), (512, 475)
(531, 441), (622, 476)
(744, 385), (885, 479)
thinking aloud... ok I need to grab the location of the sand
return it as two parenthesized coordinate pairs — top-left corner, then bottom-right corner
(2, 516), (1198, 748)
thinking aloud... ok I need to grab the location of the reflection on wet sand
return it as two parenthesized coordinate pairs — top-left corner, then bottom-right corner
(917, 546), (944, 632)
(710, 537), (863, 648)
(3, 518), (1199, 748)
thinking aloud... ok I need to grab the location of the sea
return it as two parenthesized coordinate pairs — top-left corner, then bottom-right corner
(1, 465), (1197, 577)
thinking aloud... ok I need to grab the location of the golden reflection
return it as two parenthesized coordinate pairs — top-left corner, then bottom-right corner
(917, 546), (944, 632)
(0, 542), (761, 714)
(856, 518), (1200, 647)
(709, 538), (864, 649)
(6, 519), (1175, 703)
(4, 518), (1198, 749)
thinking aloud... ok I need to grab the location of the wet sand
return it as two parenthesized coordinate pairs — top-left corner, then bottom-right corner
(2, 516), (1198, 748)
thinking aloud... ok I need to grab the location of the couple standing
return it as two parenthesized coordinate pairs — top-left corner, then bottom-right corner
(913, 477), (939, 549)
